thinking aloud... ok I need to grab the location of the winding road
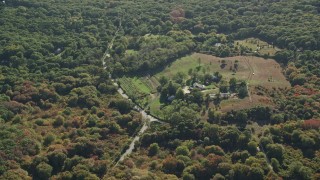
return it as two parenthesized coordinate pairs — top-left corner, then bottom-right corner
(113, 82), (164, 166)
(102, 19), (121, 69)
(101, 20), (165, 167)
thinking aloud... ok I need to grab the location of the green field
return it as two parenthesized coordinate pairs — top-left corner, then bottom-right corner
(119, 76), (160, 107)
(154, 53), (240, 81)
(119, 76), (163, 116)
(155, 53), (290, 88)
(119, 76), (158, 94)
(118, 75), (166, 116)
(201, 88), (219, 96)
(118, 77), (151, 98)
(125, 49), (138, 56)
(155, 56), (200, 78)
(235, 38), (281, 56)
(149, 97), (163, 118)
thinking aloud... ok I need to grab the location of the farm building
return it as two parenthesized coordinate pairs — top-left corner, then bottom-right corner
(193, 83), (206, 90)
(209, 94), (216, 99)
(183, 86), (191, 94)
(167, 95), (175, 102)
(230, 93), (238, 98)
(220, 93), (231, 98)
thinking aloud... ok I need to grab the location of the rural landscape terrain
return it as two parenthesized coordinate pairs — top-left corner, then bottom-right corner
(0, 0), (319, 179)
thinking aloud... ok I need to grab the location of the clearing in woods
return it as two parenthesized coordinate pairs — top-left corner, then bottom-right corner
(218, 94), (274, 112)
(156, 53), (290, 112)
(235, 38), (281, 56)
(119, 53), (290, 114)
(157, 53), (290, 89)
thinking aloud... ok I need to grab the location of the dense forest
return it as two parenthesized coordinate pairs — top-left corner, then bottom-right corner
(0, 0), (319, 179)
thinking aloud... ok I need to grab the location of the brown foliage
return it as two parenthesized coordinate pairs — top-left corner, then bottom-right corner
(170, 7), (185, 23)
(302, 119), (320, 129)
(2, 101), (25, 113)
(162, 155), (184, 176)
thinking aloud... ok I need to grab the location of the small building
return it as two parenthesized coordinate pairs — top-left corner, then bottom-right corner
(230, 93), (238, 98)
(220, 92), (231, 98)
(55, 48), (62, 54)
(182, 86), (191, 94)
(214, 43), (222, 47)
(193, 83), (206, 90)
(167, 95), (175, 102)
(209, 94), (216, 99)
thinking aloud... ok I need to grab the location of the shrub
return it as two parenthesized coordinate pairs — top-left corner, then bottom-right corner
(90, 106), (98, 114)
(247, 141), (258, 155)
(35, 119), (44, 126)
(81, 108), (89, 115)
(63, 107), (72, 115)
(12, 115), (22, 124)
(148, 143), (160, 156)
(97, 111), (105, 118)
(205, 145), (225, 156)
(35, 162), (53, 180)
(109, 99), (132, 114)
(43, 134), (55, 146)
(176, 146), (190, 156)
(53, 115), (64, 127)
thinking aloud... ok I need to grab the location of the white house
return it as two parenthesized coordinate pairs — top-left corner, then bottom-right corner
(193, 83), (206, 90)
(220, 93), (231, 98)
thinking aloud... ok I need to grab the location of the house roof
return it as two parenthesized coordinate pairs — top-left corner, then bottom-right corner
(193, 83), (205, 87)
(167, 95), (175, 101)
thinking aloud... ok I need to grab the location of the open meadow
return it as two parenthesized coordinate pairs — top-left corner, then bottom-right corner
(119, 53), (291, 114)
(156, 53), (290, 89)
(218, 94), (274, 112)
(235, 38), (282, 56)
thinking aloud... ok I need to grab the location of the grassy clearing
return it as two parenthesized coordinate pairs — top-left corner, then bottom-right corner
(125, 49), (138, 56)
(218, 94), (274, 112)
(154, 53), (290, 112)
(205, 84), (217, 90)
(155, 55), (200, 79)
(201, 88), (219, 96)
(122, 52), (290, 114)
(155, 53), (247, 81)
(131, 77), (151, 94)
(119, 76), (159, 108)
(149, 97), (163, 118)
(140, 77), (158, 94)
(155, 53), (290, 89)
(235, 38), (281, 56)
(118, 77), (151, 98)
(149, 76), (161, 89)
